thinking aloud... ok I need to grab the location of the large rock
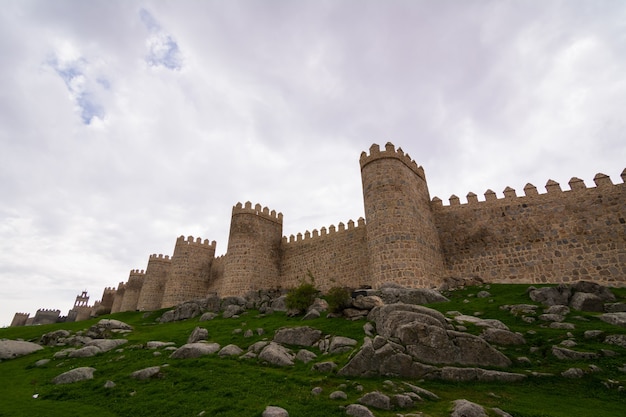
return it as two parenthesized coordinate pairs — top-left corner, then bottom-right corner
(569, 292), (604, 312)
(571, 281), (615, 302)
(376, 286), (449, 305)
(0, 340), (44, 360)
(480, 328), (526, 346)
(262, 406), (289, 417)
(345, 404), (375, 417)
(40, 329), (71, 346)
(87, 319), (133, 338)
(551, 346), (599, 360)
(258, 342), (295, 366)
(169, 342), (220, 359)
(352, 295), (384, 310)
(451, 399), (487, 417)
(52, 367), (96, 384)
(369, 304), (510, 368)
(86, 338), (128, 352)
(68, 345), (102, 358)
(600, 312), (626, 327)
(528, 285), (571, 306)
(131, 366), (162, 380)
(159, 301), (204, 323)
(328, 336), (358, 354)
(188, 327), (208, 343)
(358, 391), (391, 410)
(273, 326), (322, 347)
(219, 344), (244, 357)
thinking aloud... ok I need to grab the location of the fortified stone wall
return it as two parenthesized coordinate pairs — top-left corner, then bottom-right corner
(160, 236), (216, 308)
(220, 203), (283, 296)
(136, 254), (171, 311)
(10, 312), (30, 327)
(110, 282), (126, 314)
(32, 309), (61, 325)
(15, 142), (623, 325)
(433, 171), (626, 286)
(279, 218), (370, 291)
(119, 269), (145, 312)
(94, 287), (116, 316)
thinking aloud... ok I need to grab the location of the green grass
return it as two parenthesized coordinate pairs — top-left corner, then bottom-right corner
(2, 284), (626, 417)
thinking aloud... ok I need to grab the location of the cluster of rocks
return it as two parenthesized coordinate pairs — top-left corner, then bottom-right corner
(528, 281), (622, 313)
(157, 285), (451, 323)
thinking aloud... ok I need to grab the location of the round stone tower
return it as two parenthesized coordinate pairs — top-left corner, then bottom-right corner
(360, 142), (445, 288)
(136, 254), (171, 311)
(160, 236), (216, 308)
(119, 269), (145, 312)
(221, 202), (283, 296)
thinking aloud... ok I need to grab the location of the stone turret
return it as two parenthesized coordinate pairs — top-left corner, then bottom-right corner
(137, 254), (171, 311)
(119, 269), (145, 312)
(360, 142), (445, 288)
(220, 202), (283, 296)
(160, 236), (216, 308)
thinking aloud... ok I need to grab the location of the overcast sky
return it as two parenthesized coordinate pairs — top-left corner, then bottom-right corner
(1, 0), (625, 326)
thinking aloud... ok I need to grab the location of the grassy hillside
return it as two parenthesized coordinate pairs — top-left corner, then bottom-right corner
(1, 284), (626, 417)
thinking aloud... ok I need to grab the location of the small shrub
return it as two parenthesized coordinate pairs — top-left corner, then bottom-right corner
(326, 286), (352, 313)
(286, 274), (319, 314)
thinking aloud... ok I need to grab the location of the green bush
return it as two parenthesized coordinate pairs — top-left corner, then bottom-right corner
(325, 286), (352, 313)
(285, 278), (319, 314)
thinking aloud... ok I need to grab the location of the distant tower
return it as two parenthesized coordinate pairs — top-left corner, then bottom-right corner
(67, 290), (92, 321)
(160, 236), (216, 308)
(93, 287), (116, 316)
(10, 312), (30, 327)
(137, 254), (172, 311)
(360, 142), (446, 288)
(119, 270), (145, 312)
(110, 282), (126, 314)
(220, 202), (283, 296)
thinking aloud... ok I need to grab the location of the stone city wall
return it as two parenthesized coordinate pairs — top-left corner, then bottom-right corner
(433, 172), (626, 286)
(279, 218), (370, 291)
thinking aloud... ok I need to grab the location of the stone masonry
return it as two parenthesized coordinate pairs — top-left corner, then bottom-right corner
(12, 142), (626, 321)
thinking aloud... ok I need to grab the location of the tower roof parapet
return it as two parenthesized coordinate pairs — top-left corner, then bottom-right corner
(149, 253), (172, 262)
(359, 142), (425, 180)
(232, 201), (283, 225)
(175, 235), (217, 248)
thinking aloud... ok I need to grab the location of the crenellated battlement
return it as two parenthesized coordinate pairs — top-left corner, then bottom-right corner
(36, 308), (61, 313)
(50, 140), (623, 327)
(359, 142), (425, 180)
(13, 312), (30, 317)
(149, 253), (171, 261)
(232, 201), (283, 224)
(432, 170), (626, 207)
(175, 235), (216, 249)
(282, 217), (366, 244)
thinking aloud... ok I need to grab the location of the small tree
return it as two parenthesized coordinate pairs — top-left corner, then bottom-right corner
(325, 286), (352, 314)
(285, 271), (319, 314)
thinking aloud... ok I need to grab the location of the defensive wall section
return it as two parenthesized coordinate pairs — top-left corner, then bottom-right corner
(433, 171), (626, 286)
(15, 142), (623, 324)
(279, 218), (370, 292)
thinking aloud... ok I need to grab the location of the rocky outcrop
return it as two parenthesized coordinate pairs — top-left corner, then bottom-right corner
(169, 342), (220, 359)
(258, 342), (295, 366)
(0, 340), (43, 360)
(86, 319), (133, 338)
(52, 367), (96, 384)
(528, 281), (616, 312)
(338, 303), (518, 381)
(273, 326), (322, 347)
